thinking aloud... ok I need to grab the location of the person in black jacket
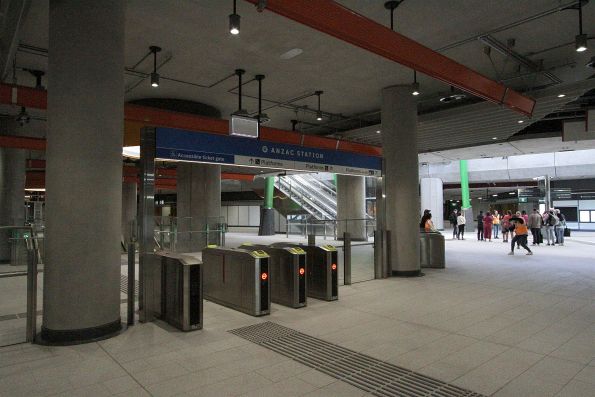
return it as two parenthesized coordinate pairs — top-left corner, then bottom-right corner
(449, 209), (458, 239)
(477, 211), (484, 240)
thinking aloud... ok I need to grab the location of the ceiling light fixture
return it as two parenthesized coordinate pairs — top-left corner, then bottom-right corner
(518, 120), (524, 124)
(376, 130), (381, 134)
(149, 46), (161, 87)
(315, 90), (324, 121)
(411, 70), (420, 96)
(492, 137), (497, 140)
(229, 0), (240, 35)
(557, 93), (566, 98)
(575, 2), (587, 52)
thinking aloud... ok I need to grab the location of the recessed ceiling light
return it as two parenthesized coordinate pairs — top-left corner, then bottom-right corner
(376, 130), (380, 134)
(492, 194), (498, 197)
(492, 137), (497, 140)
(280, 48), (303, 60)
(517, 120), (524, 124)
(557, 94), (566, 98)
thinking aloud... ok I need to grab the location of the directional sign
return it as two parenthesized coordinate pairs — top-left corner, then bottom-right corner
(155, 127), (382, 176)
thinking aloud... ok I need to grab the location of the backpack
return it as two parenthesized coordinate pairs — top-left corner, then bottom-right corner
(547, 214), (558, 226)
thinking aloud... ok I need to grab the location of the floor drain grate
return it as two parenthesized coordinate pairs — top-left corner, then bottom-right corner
(230, 322), (484, 397)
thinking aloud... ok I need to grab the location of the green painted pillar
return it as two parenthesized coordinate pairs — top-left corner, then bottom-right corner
(264, 176), (275, 209)
(459, 160), (471, 209)
(333, 174), (337, 186)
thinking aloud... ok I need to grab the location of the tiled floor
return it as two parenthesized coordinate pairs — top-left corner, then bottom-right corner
(0, 232), (594, 396)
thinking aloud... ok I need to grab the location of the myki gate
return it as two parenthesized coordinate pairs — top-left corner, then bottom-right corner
(137, 126), (383, 322)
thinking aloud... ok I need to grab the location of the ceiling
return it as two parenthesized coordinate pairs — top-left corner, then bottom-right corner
(5, 0), (595, 150)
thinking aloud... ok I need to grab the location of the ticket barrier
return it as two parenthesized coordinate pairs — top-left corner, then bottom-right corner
(269, 243), (338, 301)
(239, 244), (307, 308)
(159, 252), (203, 331)
(201, 247), (270, 316)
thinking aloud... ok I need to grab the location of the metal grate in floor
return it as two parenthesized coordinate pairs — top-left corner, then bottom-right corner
(230, 322), (484, 397)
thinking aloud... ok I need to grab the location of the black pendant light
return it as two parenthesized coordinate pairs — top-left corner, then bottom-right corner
(149, 46), (161, 87)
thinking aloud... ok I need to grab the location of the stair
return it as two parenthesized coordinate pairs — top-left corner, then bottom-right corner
(276, 174), (337, 220)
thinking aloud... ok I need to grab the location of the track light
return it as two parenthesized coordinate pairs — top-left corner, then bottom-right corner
(229, 0), (240, 35)
(575, 2), (587, 52)
(576, 34), (588, 52)
(149, 46), (161, 87)
(411, 70), (420, 96)
(315, 91), (324, 121)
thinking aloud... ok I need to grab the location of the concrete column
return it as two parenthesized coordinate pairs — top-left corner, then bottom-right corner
(420, 177), (444, 230)
(176, 163), (221, 251)
(336, 174), (367, 241)
(381, 85), (421, 277)
(0, 146), (26, 262)
(42, 0), (124, 343)
(121, 182), (137, 244)
(259, 176), (275, 235)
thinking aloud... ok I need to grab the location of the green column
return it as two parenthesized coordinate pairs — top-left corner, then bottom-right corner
(333, 173), (337, 186)
(264, 176), (275, 209)
(459, 160), (471, 209)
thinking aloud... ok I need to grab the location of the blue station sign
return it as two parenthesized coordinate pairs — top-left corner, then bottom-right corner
(155, 127), (382, 176)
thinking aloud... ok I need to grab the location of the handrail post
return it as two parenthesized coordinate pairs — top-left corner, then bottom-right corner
(344, 232), (351, 285)
(26, 238), (37, 343)
(127, 242), (135, 326)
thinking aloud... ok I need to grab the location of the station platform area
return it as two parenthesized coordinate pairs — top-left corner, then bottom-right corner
(1, 232), (594, 397)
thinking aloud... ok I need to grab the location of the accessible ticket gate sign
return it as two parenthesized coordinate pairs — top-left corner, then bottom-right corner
(155, 127), (382, 177)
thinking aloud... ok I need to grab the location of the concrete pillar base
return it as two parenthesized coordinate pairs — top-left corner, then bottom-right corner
(40, 320), (122, 346)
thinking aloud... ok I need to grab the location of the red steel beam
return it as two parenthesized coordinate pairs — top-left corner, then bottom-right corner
(244, 0), (536, 117)
(0, 135), (46, 151)
(1, 83), (383, 157)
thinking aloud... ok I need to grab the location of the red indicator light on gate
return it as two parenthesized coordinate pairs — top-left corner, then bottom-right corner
(261, 272), (268, 281)
(299, 268), (305, 276)
(331, 263), (337, 271)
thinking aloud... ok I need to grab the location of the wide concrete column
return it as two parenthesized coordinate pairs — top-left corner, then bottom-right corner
(381, 85), (421, 276)
(336, 174), (367, 241)
(121, 182), (137, 244)
(0, 145), (26, 262)
(176, 163), (221, 251)
(420, 177), (443, 230)
(42, 0), (124, 343)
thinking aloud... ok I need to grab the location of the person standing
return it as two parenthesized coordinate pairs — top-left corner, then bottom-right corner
(528, 208), (543, 246)
(492, 210), (501, 239)
(508, 218), (533, 255)
(449, 209), (458, 239)
(457, 211), (466, 240)
(502, 210), (512, 243)
(483, 211), (494, 242)
(521, 210), (529, 224)
(476, 211), (484, 241)
(555, 209), (566, 246)
(544, 209), (558, 246)
(424, 213), (437, 232)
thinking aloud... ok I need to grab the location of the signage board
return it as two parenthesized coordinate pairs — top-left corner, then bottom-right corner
(155, 127), (382, 176)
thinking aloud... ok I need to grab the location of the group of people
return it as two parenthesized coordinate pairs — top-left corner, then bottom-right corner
(448, 207), (567, 256)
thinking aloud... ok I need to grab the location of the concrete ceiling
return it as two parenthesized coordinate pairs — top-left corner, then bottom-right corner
(7, 0), (595, 150)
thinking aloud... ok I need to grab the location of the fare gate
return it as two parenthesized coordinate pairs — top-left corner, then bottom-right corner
(239, 244), (307, 308)
(201, 247), (270, 316)
(270, 243), (338, 301)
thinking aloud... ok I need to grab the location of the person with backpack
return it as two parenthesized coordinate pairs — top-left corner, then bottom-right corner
(544, 209), (557, 246)
(555, 209), (566, 246)
(476, 211), (484, 241)
(449, 209), (458, 239)
(508, 217), (533, 255)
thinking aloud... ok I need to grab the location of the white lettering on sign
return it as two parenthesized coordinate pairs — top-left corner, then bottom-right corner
(261, 145), (324, 160)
